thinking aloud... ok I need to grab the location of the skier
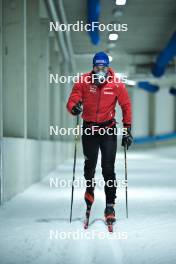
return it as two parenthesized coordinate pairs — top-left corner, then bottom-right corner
(66, 51), (133, 229)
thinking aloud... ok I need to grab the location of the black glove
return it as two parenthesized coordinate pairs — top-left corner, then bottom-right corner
(71, 101), (82, 116)
(122, 126), (133, 150)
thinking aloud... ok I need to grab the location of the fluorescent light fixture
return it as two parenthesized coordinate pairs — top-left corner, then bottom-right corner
(126, 80), (136, 86)
(108, 42), (116, 49)
(113, 9), (123, 17)
(116, 0), (126, 5)
(108, 55), (113, 62)
(115, 73), (136, 86)
(109, 33), (118, 41)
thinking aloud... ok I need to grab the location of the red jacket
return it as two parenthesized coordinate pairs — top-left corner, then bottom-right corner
(66, 68), (132, 126)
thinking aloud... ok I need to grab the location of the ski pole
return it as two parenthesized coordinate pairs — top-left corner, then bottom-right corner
(124, 144), (128, 218)
(70, 115), (79, 223)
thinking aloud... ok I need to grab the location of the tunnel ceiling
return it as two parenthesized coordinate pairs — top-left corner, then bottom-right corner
(63, 0), (176, 55)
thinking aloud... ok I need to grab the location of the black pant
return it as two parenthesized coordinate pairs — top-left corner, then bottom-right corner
(81, 122), (117, 205)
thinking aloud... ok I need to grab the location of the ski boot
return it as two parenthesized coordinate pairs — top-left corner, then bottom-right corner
(104, 204), (116, 232)
(84, 191), (94, 229)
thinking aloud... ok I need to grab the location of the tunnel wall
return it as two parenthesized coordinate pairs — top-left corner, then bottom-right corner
(2, 138), (73, 202)
(0, 0), (75, 204)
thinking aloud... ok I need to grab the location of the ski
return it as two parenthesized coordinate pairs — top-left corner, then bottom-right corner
(84, 215), (115, 232)
(104, 206), (116, 233)
(106, 219), (114, 232)
(84, 217), (89, 229)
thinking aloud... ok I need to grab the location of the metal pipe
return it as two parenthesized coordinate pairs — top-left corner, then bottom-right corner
(44, 0), (70, 63)
(0, 0), (3, 205)
(152, 31), (176, 77)
(56, 0), (76, 73)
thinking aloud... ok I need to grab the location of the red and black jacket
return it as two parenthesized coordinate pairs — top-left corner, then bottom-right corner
(66, 68), (132, 127)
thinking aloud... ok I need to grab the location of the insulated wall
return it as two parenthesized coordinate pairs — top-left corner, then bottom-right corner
(0, 0), (74, 203)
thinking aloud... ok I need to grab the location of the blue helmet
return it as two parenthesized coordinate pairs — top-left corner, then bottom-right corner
(93, 52), (109, 67)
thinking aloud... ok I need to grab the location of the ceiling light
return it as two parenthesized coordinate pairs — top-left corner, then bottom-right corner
(115, 0), (126, 5)
(108, 55), (113, 62)
(109, 33), (118, 41)
(126, 80), (136, 86)
(113, 9), (123, 17)
(108, 42), (116, 49)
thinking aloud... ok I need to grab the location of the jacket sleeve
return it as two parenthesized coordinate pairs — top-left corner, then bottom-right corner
(116, 82), (132, 127)
(66, 82), (83, 114)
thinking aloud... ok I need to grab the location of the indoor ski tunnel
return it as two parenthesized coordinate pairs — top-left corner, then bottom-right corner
(0, 1), (176, 264)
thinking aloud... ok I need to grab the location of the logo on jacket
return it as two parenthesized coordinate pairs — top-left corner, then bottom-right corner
(90, 85), (97, 93)
(103, 87), (114, 95)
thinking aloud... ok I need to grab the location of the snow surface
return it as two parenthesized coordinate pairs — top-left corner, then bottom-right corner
(0, 146), (176, 264)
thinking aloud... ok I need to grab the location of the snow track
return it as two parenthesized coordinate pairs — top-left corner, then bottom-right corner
(0, 146), (176, 264)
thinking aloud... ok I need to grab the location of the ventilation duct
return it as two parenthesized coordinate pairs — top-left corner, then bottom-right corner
(138, 81), (159, 93)
(152, 31), (176, 77)
(87, 0), (100, 45)
(169, 87), (176, 96)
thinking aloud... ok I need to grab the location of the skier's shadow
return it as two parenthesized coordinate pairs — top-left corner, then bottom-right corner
(36, 217), (82, 223)
(36, 217), (124, 225)
(88, 218), (105, 226)
(36, 217), (105, 227)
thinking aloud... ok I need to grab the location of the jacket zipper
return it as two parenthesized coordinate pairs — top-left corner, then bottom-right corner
(96, 86), (101, 122)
